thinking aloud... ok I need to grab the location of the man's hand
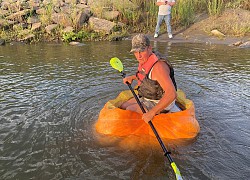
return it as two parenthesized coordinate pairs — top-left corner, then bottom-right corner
(123, 75), (136, 85)
(142, 110), (156, 123)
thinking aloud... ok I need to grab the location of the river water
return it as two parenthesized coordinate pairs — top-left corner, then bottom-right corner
(0, 40), (249, 180)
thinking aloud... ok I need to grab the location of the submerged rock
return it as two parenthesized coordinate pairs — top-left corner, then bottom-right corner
(69, 41), (85, 46)
(239, 41), (250, 48)
(229, 41), (243, 46)
(0, 39), (5, 45)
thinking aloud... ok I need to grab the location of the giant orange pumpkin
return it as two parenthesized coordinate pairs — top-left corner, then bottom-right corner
(95, 89), (200, 141)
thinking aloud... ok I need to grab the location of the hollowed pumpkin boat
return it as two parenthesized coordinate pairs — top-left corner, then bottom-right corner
(95, 89), (200, 140)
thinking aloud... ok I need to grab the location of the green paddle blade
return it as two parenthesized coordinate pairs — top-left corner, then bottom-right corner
(171, 162), (183, 180)
(110, 57), (123, 72)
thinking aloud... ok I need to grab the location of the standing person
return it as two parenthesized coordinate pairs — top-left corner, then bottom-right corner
(154, 0), (176, 39)
(120, 34), (180, 123)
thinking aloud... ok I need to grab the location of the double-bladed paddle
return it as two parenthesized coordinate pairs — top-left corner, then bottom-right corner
(110, 57), (183, 180)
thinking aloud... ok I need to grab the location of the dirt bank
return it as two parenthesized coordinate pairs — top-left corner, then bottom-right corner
(146, 8), (250, 46)
(149, 30), (249, 46)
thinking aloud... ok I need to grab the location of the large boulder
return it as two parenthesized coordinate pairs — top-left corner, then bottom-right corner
(102, 10), (120, 21)
(88, 17), (116, 34)
(5, 9), (30, 23)
(45, 24), (58, 34)
(51, 12), (73, 27)
(71, 7), (91, 29)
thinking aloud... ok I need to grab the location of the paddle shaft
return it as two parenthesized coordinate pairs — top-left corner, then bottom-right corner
(110, 57), (182, 179)
(121, 72), (174, 163)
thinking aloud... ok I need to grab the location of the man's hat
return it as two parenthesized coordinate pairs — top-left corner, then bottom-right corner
(130, 34), (150, 53)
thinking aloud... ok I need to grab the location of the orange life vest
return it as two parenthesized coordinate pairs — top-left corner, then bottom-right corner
(136, 53), (177, 100)
(136, 53), (158, 85)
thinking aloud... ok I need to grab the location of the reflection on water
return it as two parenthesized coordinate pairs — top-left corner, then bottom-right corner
(0, 41), (249, 179)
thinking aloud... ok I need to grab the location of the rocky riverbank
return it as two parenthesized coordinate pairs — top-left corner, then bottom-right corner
(0, 0), (134, 43)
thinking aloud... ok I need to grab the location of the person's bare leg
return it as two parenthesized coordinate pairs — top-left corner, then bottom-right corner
(126, 103), (143, 114)
(120, 98), (149, 114)
(120, 98), (137, 109)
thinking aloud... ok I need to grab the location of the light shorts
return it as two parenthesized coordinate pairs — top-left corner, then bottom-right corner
(140, 97), (181, 113)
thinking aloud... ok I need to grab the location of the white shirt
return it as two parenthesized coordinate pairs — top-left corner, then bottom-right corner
(157, 0), (175, 15)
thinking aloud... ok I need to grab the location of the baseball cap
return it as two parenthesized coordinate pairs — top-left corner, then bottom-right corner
(130, 34), (150, 53)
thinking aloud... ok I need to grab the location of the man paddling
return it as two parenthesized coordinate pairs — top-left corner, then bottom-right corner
(120, 34), (180, 123)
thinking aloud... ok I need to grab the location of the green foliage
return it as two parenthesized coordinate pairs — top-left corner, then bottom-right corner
(62, 30), (90, 42)
(89, 32), (100, 40)
(113, 25), (122, 32)
(208, 0), (224, 16)
(119, 0), (158, 32)
(193, 0), (207, 12)
(62, 32), (77, 42)
(172, 0), (195, 27)
(39, 2), (53, 25)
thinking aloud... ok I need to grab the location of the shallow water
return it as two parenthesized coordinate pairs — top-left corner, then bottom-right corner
(0, 41), (249, 179)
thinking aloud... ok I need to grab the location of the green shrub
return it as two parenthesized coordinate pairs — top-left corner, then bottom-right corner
(208, 0), (224, 16)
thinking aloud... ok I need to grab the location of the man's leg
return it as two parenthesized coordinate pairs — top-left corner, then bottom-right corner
(126, 103), (143, 114)
(154, 15), (164, 37)
(120, 97), (145, 114)
(165, 14), (173, 38)
(120, 98), (137, 109)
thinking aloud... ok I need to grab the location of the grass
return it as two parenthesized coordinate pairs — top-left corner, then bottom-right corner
(217, 9), (250, 36)
(39, 2), (53, 26)
(207, 0), (224, 16)
(119, 0), (249, 36)
(172, 0), (195, 27)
